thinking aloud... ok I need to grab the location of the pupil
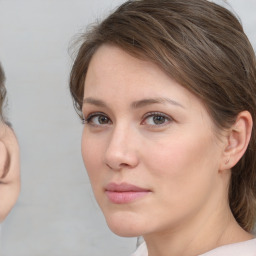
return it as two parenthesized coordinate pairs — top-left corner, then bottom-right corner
(153, 116), (165, 124)
(99, 116), (108, 124)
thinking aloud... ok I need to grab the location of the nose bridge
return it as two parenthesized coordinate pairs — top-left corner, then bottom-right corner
(109, 123), (128, 149)
(104, 121), (138, 170)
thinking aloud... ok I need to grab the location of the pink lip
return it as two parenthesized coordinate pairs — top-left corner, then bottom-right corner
(105, 182), (151, 204)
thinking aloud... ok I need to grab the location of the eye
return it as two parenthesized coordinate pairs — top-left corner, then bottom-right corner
(84, 112), (111, 126)
(142, 112), (172, 126)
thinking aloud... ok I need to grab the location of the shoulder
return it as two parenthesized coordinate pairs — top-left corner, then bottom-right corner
(130, 242), (148, 256)
(199, 238), (256, 256)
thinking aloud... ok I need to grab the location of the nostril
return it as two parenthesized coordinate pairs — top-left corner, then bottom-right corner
(120, 163), (130, 167)
(105, 161), (136, 171)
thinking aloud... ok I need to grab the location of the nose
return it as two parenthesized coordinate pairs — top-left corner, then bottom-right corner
(104, 126), (139, 171)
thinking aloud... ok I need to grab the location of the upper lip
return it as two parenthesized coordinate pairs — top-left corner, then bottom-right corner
(105, 182), (150, 192)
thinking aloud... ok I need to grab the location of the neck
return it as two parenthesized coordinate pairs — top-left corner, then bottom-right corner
(144, 198), (252, 256)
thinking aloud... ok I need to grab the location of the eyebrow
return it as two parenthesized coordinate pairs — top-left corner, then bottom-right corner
(83, 97), (185, 109)
(83, 97), (107, 107)
(131, 97), (185, 109)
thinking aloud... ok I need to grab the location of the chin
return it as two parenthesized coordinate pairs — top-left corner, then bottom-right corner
(103, 211), (146, 237)
(107, 222), (143, 237)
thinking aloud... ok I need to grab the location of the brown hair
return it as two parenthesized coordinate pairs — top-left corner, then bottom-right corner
(0, 63), (7, 122)
(0, 63), (10, 179)
(69, 0), (256, 231)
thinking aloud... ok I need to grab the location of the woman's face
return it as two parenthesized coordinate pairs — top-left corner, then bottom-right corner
(82, 44), (227, 237)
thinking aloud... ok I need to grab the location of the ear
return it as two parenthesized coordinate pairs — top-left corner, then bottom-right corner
(220, 111), (253, 171)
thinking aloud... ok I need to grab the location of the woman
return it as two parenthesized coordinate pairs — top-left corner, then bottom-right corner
(0, 63), (20, 223)
(69, 0), (256, 255)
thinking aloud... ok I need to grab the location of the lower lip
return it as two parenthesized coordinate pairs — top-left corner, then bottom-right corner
(105, 191), (150, 204)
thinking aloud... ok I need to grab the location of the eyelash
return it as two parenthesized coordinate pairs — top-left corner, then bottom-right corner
(83, 112), (173, 127)
(83, 112), (111, 126)
(142, 112), (173, 127)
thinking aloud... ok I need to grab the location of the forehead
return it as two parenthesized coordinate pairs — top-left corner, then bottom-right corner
(85, 45), (193, 106)
(87, 44), (155, 80)
(86, 45), (177, 92)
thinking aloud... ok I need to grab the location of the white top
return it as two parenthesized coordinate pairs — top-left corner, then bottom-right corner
(131, 238), (256, 256)
(0, 224), (2, 252)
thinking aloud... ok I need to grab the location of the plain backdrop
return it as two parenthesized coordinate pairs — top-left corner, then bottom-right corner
(0, 0), (255, 256)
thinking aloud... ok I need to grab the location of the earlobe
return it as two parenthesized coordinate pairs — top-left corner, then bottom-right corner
(220, 111), (253, 171)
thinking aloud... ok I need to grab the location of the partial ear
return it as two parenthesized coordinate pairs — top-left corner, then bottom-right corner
(220, 111), (253, 171)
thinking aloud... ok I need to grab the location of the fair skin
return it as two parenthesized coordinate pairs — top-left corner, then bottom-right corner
(0, 123), (20, 222)
(81, 44), (253, 256)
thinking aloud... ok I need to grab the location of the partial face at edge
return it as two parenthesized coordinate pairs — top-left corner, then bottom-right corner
(0, 124), (20, 222)
(81, 44), (228, 237)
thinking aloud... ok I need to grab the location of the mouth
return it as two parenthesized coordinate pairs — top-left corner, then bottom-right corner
(105, 182), (151, 204)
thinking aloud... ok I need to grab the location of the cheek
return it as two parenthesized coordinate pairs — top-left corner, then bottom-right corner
(0, 141), (8, 177)
(81, 129), (105, 183)
(142, 130), (220, 192)
(139, 131), (221, 225)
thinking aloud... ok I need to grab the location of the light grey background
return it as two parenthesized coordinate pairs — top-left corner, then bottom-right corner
(0, 0), (255, 256)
